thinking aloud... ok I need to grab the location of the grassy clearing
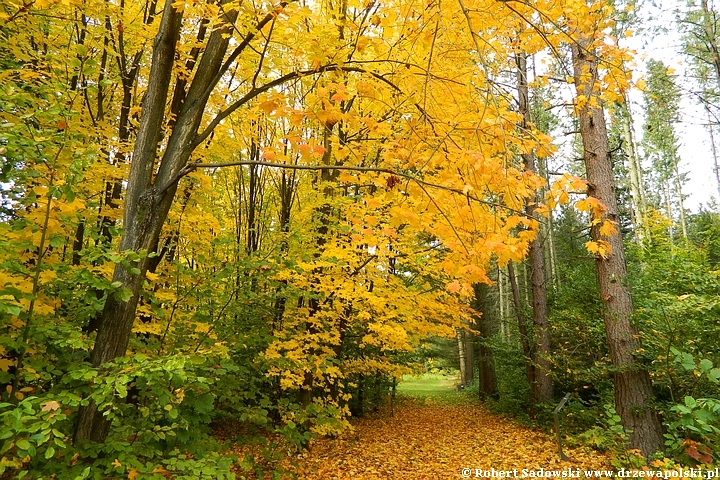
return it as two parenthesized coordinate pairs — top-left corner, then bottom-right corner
(395, 373), (464, 404)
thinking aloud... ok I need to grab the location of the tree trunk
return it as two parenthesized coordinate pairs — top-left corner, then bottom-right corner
(457, 328), (467, 386)
(497, 265), (508, 339)
(74, 0), (242, 444)
(619, 101), (647, 244)
(705, 106), (720, 200)
(665, 180), (675, 244)
(472, 283), (497, 400)
(507, 262), (535, 397)
(464, 329), (474, 386)
(571, 38), (664, 458)
(516, 51), (552, 403)
(673, 161), (688, 240)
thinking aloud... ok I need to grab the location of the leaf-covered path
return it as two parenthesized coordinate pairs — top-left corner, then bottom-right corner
(287, 396), (611, 479)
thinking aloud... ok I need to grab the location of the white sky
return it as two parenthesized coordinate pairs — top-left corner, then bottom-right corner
(626, 0), (720, 211)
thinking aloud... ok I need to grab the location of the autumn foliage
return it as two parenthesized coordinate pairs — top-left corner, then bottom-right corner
(0, 0), (665, 476)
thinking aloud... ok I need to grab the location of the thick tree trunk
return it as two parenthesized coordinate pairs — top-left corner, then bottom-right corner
(472, 283), (497, 400)
(74, 0), (241, 444)
(516, 51), (552, 403)
(571, 39), (664, 458)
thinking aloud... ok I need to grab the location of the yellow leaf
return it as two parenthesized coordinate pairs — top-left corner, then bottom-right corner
(598, 220), (617, 237)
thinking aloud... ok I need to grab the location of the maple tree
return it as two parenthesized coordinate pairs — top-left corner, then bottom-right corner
(4, 0), (718, 475)
(0, 0), (554, 469)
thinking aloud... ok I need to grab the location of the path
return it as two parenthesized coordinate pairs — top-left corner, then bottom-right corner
(286, 378), (611, 479)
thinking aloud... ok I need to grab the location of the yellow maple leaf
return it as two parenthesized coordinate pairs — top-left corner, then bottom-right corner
(598, 220), (617, 237)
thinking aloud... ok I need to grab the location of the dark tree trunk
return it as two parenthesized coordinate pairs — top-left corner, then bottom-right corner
(515, 51), (553, 403)
(74, 0), (241, 444)
(571, 38), (664, 458)
(472, 283), (497, 400)
(507, 262), (535, 396)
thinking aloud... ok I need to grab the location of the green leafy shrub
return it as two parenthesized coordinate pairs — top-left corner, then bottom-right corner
(664, 349), (720, 466)
(0, 353), (237, 479)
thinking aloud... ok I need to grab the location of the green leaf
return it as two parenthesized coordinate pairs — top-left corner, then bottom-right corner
(44, 446), (55, 459)
(699, 358), (714, 373)
(49, 235), (65, 248)
(16, 439), (31, 450)
(189, 354), (206, 365)
(681, 353), (696, 371)
(116, 384), (127, 398)
(63, 184), (75, 202)
(685, 396), (698, 409)
(116, 288), (133, 302)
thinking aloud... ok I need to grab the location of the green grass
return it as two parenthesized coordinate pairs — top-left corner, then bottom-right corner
(396, 373), (460, 402)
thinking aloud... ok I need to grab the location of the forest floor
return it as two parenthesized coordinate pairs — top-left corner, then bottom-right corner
(247, 375), (613, 479)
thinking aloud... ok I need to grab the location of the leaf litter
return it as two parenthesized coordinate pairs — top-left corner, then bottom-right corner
(274, 398), (611, 479)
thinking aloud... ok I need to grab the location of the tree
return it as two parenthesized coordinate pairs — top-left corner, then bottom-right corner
(613, 100), (648, 244)
(473, 282), (497, 400)
(571, 37), (665, 458)
(516, 50), (552, 403)
(680, 0), (720, 197)
(642, 59), (688, 240)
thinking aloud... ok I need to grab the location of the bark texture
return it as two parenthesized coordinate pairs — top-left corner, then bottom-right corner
(74, 0), (242, 444)
(571, 39), (664, 458)
(507, 262), (535, 396)
(515, 51), (552, 403)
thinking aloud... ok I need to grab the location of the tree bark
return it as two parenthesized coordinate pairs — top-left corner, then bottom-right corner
(472, 283), (497, 400)
(74, 0), (241, 444)
(497, 265), (508, 339)
(463, 329), (474, 386)
(705, 106), (720, 200)
(516, 51), (552, 403)
(618, 101), (647, 244)
(571, 39), (664, 458)
(457, 328), (467, 386)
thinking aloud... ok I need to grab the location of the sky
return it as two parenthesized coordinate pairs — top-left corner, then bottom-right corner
(627, 0), (720, 211)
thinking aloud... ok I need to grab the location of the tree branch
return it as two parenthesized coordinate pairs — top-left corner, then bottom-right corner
(155, 160), (528, 217)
